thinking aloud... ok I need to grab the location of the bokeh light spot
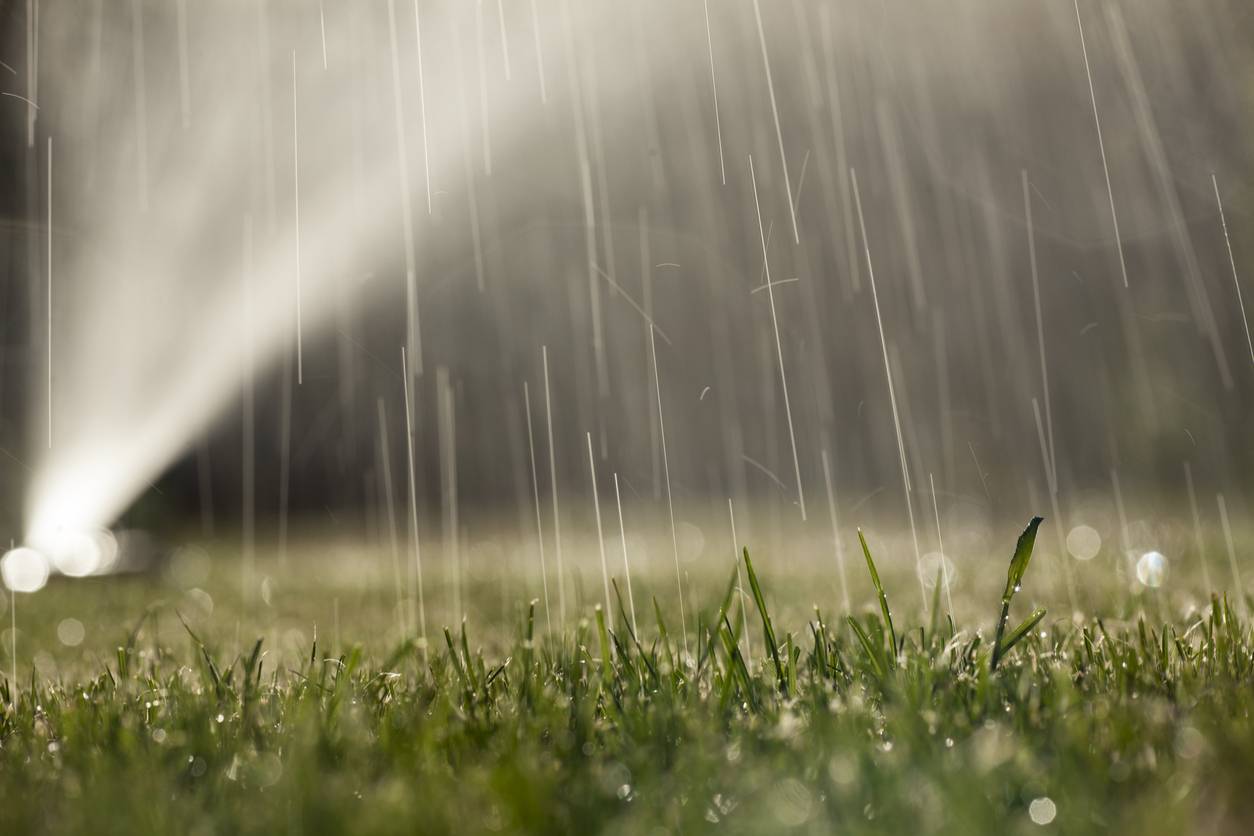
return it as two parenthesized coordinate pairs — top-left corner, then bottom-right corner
(1136, 551), (1168, 588)
(57, 618), (86, 647)
(1, 548), (51, 593)
(1066, 525), (1101, 561)
(1029, 796), (1057, 825)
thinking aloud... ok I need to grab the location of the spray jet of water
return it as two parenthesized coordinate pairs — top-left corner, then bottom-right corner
(16, 2), (632, 584)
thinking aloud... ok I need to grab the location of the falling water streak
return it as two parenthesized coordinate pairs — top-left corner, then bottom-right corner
(579, 159), (607, 394)
(413, 1), (433, 215)
(1211, 173), (1254, 367)
(475, 1), (492, 176)
(751, 0), (799, 244)
(437, 368), (461, 625)
(45, 137), (51, 450)
(523, 382), (552, 636)
(968, 442), (991, 499)
(558, 1), (607, 402)
(1072, 0), (1128, 288)
(496, 0), (512, 81)
(529, 0), (547, 104)
(386, 0), (421, 377)
(278, 358), (292, 566)
(176, 0), (191, 127)
(932, 312), (956, 495)
(376, 398), (406, 638)
(1032, 397), (1077, 611)
(292, 51), (304, 385)
(542, 346), (565, 625)
(585, 55), (617, 325)
(1111, 468), (1133, 601)
(332, 597), (340, 654)
(850, 167), (926, 610)
(1217, 494), (1245, 615)
(728, 498), (753, 667)
(196, 442), (214, 537)
(9, 581), (14, 701)
(649, 324), (688, 654)
(612, 473), (638, 638)
(1184, 462), (1213, 593)
(638, 215), (662, 500)
(928, 473), (954, 622)
(254, 0), (276, 230)
(402, 348), (427, 655)
(741, 453), (790, 494)
(701, 0), (725, 185)
(318, 0), (328, 70)
(791, 149), (812, 222)
(241, 218), (255, 606)
(129, 0), (148, 212)
(452, 25), (487, 294)
(748, 156), (806, 521)
(25, 0), (35, 147)
(820, 450), (850, 613)
(1024, 171), (1056, 491)
(592, 266), (672, 344)
(1090, 16), (1228, 394)
(876, 105), (927, 313)
(817, 4), (859, 292)
(585, 433), (613, 625)
(1106, 8), (1230, 390)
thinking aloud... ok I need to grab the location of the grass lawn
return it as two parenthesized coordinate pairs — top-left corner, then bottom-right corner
(0, 518), (1251, 834)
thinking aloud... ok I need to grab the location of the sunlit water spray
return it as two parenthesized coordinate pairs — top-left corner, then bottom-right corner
(10, 2), (599, 585)
(2, 1), (1251, 611)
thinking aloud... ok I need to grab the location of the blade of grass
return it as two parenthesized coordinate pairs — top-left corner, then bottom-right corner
(742, 548), (786, 694)
(992, 516), (1044, 670)
(857, 530), (897, 666)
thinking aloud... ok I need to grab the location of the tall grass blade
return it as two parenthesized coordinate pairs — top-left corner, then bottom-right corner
(857, 530), (897, 665)
(742, 548), (786, 693)
(992, 516), (1044, 670)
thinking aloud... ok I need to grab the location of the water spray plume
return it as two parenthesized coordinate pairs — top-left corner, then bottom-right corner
(20, 4), (616, 559)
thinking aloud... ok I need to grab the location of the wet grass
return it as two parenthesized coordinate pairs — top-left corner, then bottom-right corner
(1, 519), (1253, 834)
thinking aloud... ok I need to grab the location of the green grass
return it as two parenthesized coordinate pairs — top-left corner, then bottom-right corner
(1, 519), (1253, 834)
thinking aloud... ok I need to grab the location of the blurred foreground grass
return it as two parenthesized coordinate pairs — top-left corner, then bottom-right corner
(0, 518), (1252, 834)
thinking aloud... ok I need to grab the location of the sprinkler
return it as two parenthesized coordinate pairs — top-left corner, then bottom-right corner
(1, 528), (121, 593)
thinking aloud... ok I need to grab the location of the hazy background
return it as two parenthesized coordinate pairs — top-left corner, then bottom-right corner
(0, 0), (1251, 565)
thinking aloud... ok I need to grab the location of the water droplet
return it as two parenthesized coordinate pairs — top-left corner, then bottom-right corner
(1136, 551), (1168, 588)
(57, 617), (85, 647)
(1066, 525), (1101, 561)
(1029, 796), (1057, 825)
(1, 548), (50, 593)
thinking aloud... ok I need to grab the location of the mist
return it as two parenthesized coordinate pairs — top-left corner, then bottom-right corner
(0, 0), (1251, 574)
